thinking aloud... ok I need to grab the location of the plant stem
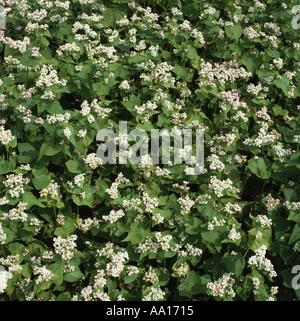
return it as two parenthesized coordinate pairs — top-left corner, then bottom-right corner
(53, 205), (57, 219)
(240, 173), (250, 198)
(243, 247), (250, 259)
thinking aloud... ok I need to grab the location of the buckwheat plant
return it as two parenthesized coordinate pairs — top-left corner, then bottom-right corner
(0, 0), (299, 302)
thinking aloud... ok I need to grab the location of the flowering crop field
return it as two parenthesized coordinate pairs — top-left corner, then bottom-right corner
(0, 0), (300, 302)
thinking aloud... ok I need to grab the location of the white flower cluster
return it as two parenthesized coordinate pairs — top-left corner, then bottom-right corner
(97, 242), (129, 278)
(207, 154), (225, 172)
(105, 173), (129, 199)
(77, 285), (110, 301)
(142, 192), (159, 213)
(119, 80), (131, 90)
(33, 265), (53, 284)
(73, 173), (85, 187)
(154, 166), (171, 177)
(136, 232), (172, 254)
(63, 127), (72, 139)
(177, 195), (195, 214)
(0, 266), (12, 294)
(42, 251), (54, 260)
(134, 100), (158, 122)
(1, 202), (28, 223)
(87, 269), (105, 290)
(46, 113), (71, 124)
(53, 234), (78, 261)
(208, 176), (239, 197)
(283, 201), (300, 211)
(198, 59), (251, 88)
(208, 216), (226, 231)
(126, 266), (139, 276)
(0, 125), (14, 145)
(224, 202), (243, 214)
(40, 180), (59, 199)
(27, 8), (48, 21)
(255, 214), (272, 228)
(154, 232), (172, 251)
(58, 42), (81, 58)
(103, 209), (125, 224)
(207, 272), (236, 298)
(265, 193), (280, 211)
(248, 245), (277, 278)
(36, 64), (67, 87)
(116, 15), (130, 26)
(190, 28), (205, 44)
(0, 197), (9, 205)
(3, 173), (30, 198)
(143, 266), (159, 284)
(181, 244), (203, 257)
(152, 213), (164, 224)
(90, 99), (112, 119)
(142, 286), (166, 301)
(137, 154), (154, 177)
(77, 129), (87, 138)
(75, 217), (99, 232)
(174, 262), (189, 277)
(0, 223), (6, 244)
(228, 225), (241, 241)
(123, 196), (143, 213)
(83, 153), (103, 169)
(252, 276), (260, 290)
(243, 125), (281, 148)
(273, 142), (293, 162)
(151, 61), (175, 86)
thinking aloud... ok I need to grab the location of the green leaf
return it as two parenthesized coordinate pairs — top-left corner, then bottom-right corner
(38, 100), (64, 115)
(178, 270), (203, 297)
(38, 139), (61, 160)
(65, 159), (82, 174)
(122, 221), (151, 245)
(201, 227), (226, 253)
(32, 175), (52, 190)
(221, 252), (245, 278)
(154, 267), (170, 286)
(18, 143), (38, 163)
(102, 7), (126, 28)
(274, 76), (290, 96)
(0, 161), (13, 174)
(289, 223), (300, 245)
(92, 83), (110, 96)
(284, 188), (298, 202)
(49, 263), (64, 286)
(23, 192), (45, 209)
(63, 264), (84, 282)
(8, 242), (25, 255)
(185, 217), (202, 235)
(225, 24), (243, 42)
(248, 227), (272, 251)
(186, 46), (199, 60)
(248, 157), (271, 179)
(265, 48), (281, 58)
(34, 281), (52, 293)
(174, 64), (188, 80)
(273, 105), (288, 116)
(121, 94), (141, 112)
(241, 51), (262, 75)
(54, 217), (76, 237)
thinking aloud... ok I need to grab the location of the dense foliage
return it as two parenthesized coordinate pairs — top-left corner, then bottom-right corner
(0, 0), (300, 301)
